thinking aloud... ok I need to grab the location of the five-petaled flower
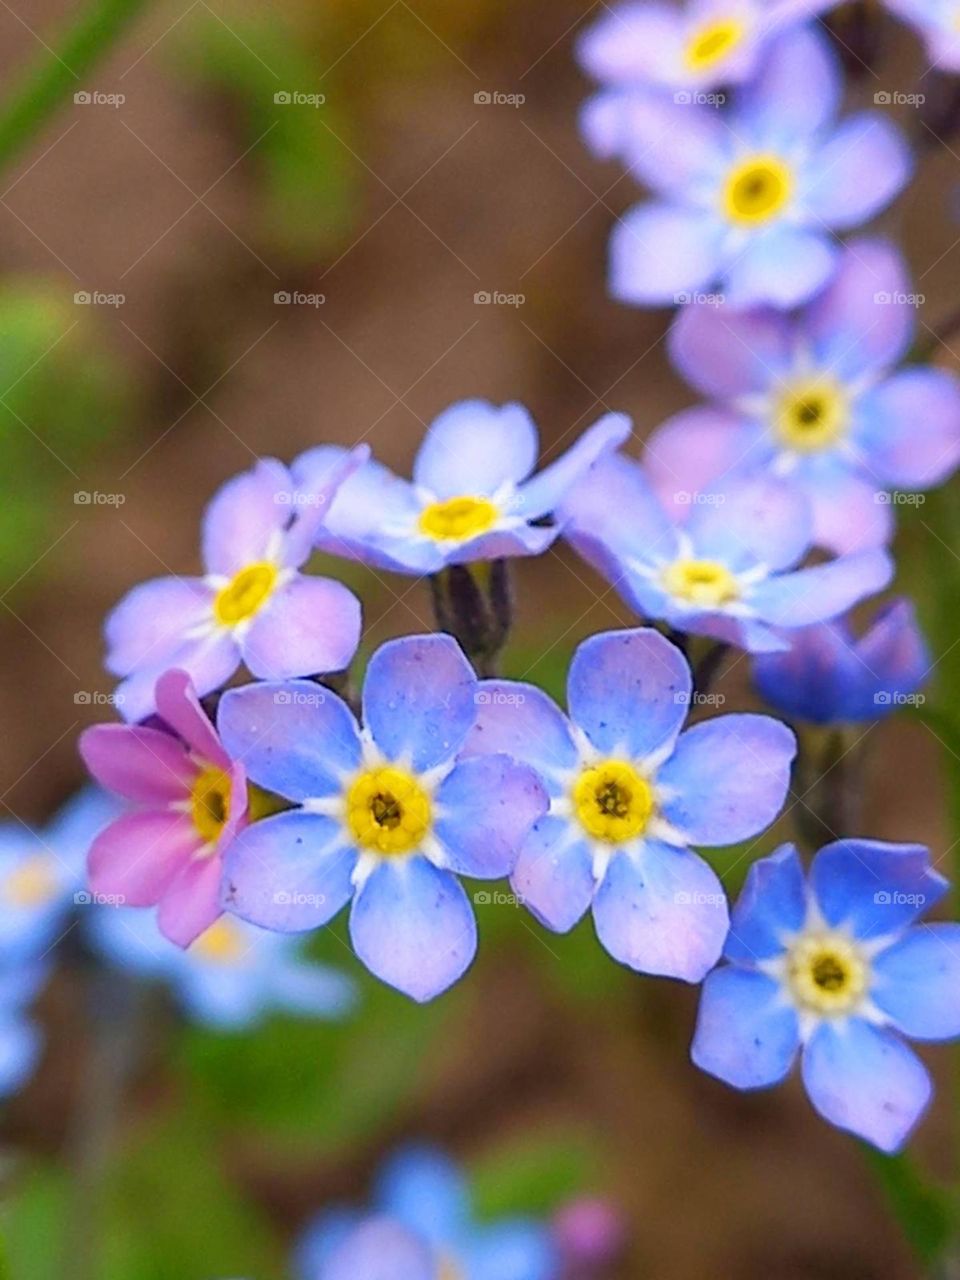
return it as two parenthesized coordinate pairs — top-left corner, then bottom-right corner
(216, 634), (548, 1002)
(104, 451), (367, 722)
(80, 669), (248, 947)
(462, 628), (795, 981)
(692, 840), (960, 1152)
(290, 399), (630, 575)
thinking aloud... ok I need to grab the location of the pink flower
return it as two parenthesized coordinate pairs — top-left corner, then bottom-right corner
(79, 670), (247, 947)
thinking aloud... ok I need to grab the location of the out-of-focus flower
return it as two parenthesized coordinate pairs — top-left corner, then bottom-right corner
(559, 454), (893, 653)
(295, 1146), (559, 1280)
(104, 451), (367, 722)
(90, 906), (356, 1030)
(462, 628), (795, 981)
(885, 0), (960, 71)
(80, 669), (247, 948)
(752, 598), (930, 725)
(552, 1197), (625, 1273)
(291, 401), (630, 575)
(0, 965), (49, 1099)
(692, 840), (960, 1151)
(578, 0), (830, 96)
(591, 28), (911, 309)
(647, 241), (960, 553)
(217, 635), (547, 1002)
(0, 787), (118, 961)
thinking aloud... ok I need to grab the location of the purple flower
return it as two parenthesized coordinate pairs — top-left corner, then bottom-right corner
(291, 400), (630, 575)
(559, 453), (893, 653)
(753, 598), (930, 725)
(105, 451), (367, 722)
(692, 841), (960, 1152)
(884, 0), (960, 71)
(216, 635), (548, 1002)
(646, 240), (960, 553)
(462, 628), (796, 982)
(593, 27), (911, 310)
(80, 669), (247, 947)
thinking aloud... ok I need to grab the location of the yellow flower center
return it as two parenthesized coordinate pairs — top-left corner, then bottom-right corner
(724, 155), (793, 225)
(661, 558), (740, 608)
(190, 765), (233, 845)
(573, 759), (654, 844)
(685, 17), (745, 70)
(775, 379), (849, 452)
(786, 933), (869, 1016)
(191, 917), (247, 964)
(346, 766), (432, 855)
(418, 496), (499, 543)
(214, 561), (279, 626)
(5, 855), (58, 906)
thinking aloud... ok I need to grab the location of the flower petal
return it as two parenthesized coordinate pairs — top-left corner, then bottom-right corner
(800, 465), (894, 556)
(114, 633), (240, 724)
(734, 25), (841, 138)
(104, 576), (215, 678)
(559, 452), (675, 562)
(692, 966), (799, 1088)
(349, 858), (477, 1001)
(516, 412), (632, 520)
(684, 474), (811, 570)
(801, 1021), (931, 1152)
(610, 203), (726, 307)
(413, 400), (538, 498)
(668, 302), (793, 399)
(201, 458), (292, 575)
(510, 818), (595, 933)
(306, 451), (422, 565)
(747, 549), (893, 627)
(802, 113), (912, 230)
(568, 628), (692, 760)
(856, 368), (960, 489)
(87, 810), (199, 906)
(363, 634), (477, 773)
(659, 715), (796, 845)
(464, 1220), (559, 1280)
(810, 839), (947, 940)
(242, 575), (362, 680)
(79, 724), (193, 804)
(645, 407), (763, 522)
(324, 1218), (436, 1280)
(723, 843), (806, 964)
(592, 842), (728, 981)
(218, 679), (361, 802)
(577, 3), (683, 87)
(723, 228), (838, 310)
(460, 682), (578, 784)
(157, 854), (224, 947)
(873, 924), (960, 1041)
(220, 811), (357, 930)
(153, 668), (228, 767)
(434, 755), (547, 878)
(375, 1146), (468, 1243)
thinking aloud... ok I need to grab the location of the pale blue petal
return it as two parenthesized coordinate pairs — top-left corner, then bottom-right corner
(610, 203), (726, 307)
(511, 818), (595, 933)
(375, 1146), (468, 1244)
(873, 925), (960, 1041)
(723, 228), (838, 310)
(692, 966), (799, 1088)
(734, 26), (841, 139)
(748, 549), (893, 627)
(516, 413), (631, 520)
(324, 1217), (436, 1280)
(810, 839), (947, 940)
(802, 113), (912, 230)
(434, 756), (547, 879)
(413, 400), (538, 497)
(668, 302), (793, 399)
(724, 843), (806, 964)
(460, 682), (578, 789)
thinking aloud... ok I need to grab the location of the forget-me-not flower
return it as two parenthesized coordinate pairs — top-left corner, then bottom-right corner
(692, 840), (960, 1151)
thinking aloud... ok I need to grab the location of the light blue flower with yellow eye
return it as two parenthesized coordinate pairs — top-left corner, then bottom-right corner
(295, 1146), (559, 1280)
(89, 906), (356, 1030)
(693, 840), (960, 1152)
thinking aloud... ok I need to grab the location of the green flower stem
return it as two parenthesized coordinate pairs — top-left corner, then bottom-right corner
(0, 0), (152, 176)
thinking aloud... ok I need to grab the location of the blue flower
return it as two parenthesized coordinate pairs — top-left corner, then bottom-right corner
(89, 906), (356, 1030)
(692, 841), (960, 1151)
(463, 628), (795, 981)
(216, 635), (548, 1002)
(752, 598), (930, 725)
(646, 240), (960, 554)
(560, 453), (893, 653)
(595, 27), (911, 309)
(295, 1146), (558, 1280)
(291, 401), (630, 575)
(0, 787), (119, 961)
(0, 964), (48, 1099)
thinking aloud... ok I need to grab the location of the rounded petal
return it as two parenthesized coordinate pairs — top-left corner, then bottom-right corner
(692, 966), (799, 1088)
(856, 368), (960, 489)
(516, 412), (632, 521)
(559, 452), (674, 561)
(218, 679), (361, 802)
(747, 549), (893, 627)
(375, 1147), (468, 1244)
(460, 681), (577, 784)
(242, 575), (361, 681)
(434, 755), (547, 878)
(577, 3), (683, 87)
(684, 473), (811, 570)
(79, 724), (193, 805)
(873, 925), (960, 1041)
(723, 228), (838, 310)
(0, 1014), (41, 1097)
(157, 854), (223, 948)
(221, 811), (357, 931)
(801, 1021), (931, 1153)
(610, 203), (725, 307)
(113, 633), (240, 724)
(803, 114), (912, 231)
(592, 842), (728, 981)
(724, 843), (806, 964)
(510, 818), (595, 934)
(324, 1217), (435, 1280)
(668, 302), (793, 399)
(802, 466), (894, 556)
(413, 400), (538, 497)
(810, 839), (948, 940)
(201, 458), (292, 575)
(645, 407), (763, 522)
(87, 810), (198, 907)
(659, 715), (796, 846)
(153, 668), (227, 767)
(309, 452), (422, 563)
(734, 25), (841, 138)
(363, 634), (477, 773)
(349, 858), (477, 1002)
(465, 1220), (559, 1280)
(104, 576), (215, 677)
(567, 628), (692, 759)
(596, 93), (731, 195)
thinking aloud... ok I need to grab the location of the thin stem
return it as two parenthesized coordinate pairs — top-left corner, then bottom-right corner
(0, 0), (152, 176)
